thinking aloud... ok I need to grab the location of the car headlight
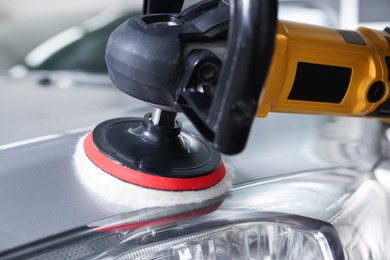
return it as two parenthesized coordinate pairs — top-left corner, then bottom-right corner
(1, 168), (389, 260)
(114, 214), (340, 260)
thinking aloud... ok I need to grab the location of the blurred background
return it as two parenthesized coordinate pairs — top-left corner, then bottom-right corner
(0, 0), (141, 70)
(0, 0), (388, 71)
(0, 0), (388, 144)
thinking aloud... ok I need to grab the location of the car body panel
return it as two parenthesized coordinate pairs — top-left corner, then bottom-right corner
(0, 106), (385, 252)
(0, 71), (145, 145)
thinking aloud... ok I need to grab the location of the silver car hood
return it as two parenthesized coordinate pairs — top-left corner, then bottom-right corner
(0, 71), (145, 145)
(0, 103), (385, 252)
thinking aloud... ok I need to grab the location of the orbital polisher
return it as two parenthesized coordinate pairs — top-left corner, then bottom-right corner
(75, 0), (390, 209)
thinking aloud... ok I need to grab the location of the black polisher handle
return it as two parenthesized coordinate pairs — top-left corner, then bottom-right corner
(180, 0), (278, 154)
(211, 0), (277, 154)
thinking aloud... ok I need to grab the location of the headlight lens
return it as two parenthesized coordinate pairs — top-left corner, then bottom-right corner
(6, 212), (342, 260)
(118, 221), (335, 260)
(2, 168), (389, 260)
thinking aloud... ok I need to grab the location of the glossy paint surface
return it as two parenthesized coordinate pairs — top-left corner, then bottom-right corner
(0, 100), (386, 252)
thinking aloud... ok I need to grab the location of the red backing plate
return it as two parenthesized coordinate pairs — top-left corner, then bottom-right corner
(83, 132), (226, 191)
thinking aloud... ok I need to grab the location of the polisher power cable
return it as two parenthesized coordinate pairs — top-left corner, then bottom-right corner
(75, 0), (390, 209)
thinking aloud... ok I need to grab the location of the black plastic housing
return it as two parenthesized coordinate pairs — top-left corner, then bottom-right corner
(178, 0), (278, 154)
(106, 0), (278, 154)
(106, 1), (229, 108)
(143, 0), (184, 14)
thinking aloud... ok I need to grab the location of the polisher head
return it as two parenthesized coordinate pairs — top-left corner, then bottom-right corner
(74, 113), (233, 210)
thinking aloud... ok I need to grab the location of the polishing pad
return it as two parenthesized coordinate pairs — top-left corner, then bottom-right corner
(73, 116), (233, 210)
